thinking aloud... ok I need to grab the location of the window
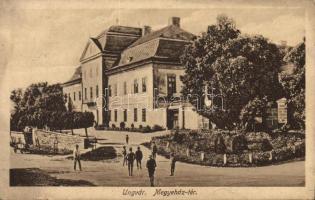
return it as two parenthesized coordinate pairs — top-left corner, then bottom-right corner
(142, 108), (146, 122)
(90, 87), (93, 99)
(124, 109), (127, 122)
(84, 88), (87, 100)
(114, 110), (117, 122)
(108, 110), (111, 122)
(134, 108), (138, 122)
(90, 68), (92, 78)
(73, 92), (76, 101)
(167, 75), (176, 96)
(123, 81), (127, 95)
(114, 84), (117, 96)
(142, 77), (147, 92)
(79, 91), (81, 101)
(96, 85), (99, 98)
(108, 85), (112, 97)
(134, 79), (138, 93)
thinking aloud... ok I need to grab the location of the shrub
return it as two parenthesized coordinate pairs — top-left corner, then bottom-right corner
(152, 124), (163, 131)
(141, 125), (151, 133)
(139, 125), (143, 129)
(131, 123), (135, 129)
(112, 124), (116, 129)
(120, 122), (125, 129)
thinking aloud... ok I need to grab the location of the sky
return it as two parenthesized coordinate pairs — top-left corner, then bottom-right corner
(1, 6), (305, 90)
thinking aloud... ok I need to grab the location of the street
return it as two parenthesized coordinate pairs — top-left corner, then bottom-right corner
(10, 128), (305, 187)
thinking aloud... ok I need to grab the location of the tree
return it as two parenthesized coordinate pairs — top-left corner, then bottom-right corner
(279, 41), (305, 128)
(180, 14), (283, 129)
(239, 97), (268, 131)
(10, 82), (67, 130)
(76, 112), (94, 138)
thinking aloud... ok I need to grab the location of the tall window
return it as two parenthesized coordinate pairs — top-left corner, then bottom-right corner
(84, 88), (87, 100)
(79, 91), (81, 101)
(142, 77), (147, 92)
(124, 109), (127, 122)
(90, 68), (92, 78)
(167, 75), (176, 96)
(108, 110), (111, 122)
(142, 108), (146, 122)
(73, 92), (76, 101)
(134, 79), (138, 93)
(96, 85), (99, 98)
(114, 83), (117, 96)
(114, 110), (117, 122)
(90, 87), (93, 99)
(134, 108), (138, 122)
(108, 85), (112, 97)
(123, 81), (127, 95)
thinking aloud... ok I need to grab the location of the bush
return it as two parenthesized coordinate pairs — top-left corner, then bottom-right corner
(120, 122), (125, 129)
(131, 123), (135, 129)
(152, 124), (164, 131)
(139, 125), (143, 129)
(111, 124), (116, 129)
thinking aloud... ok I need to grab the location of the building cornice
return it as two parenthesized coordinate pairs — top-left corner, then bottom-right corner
(105, 57), (181, 75)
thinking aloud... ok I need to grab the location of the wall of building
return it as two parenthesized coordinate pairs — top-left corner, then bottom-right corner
(63, 83), (82, 112)
(81, 57), (104, 125)
(107, 63), (155, 128)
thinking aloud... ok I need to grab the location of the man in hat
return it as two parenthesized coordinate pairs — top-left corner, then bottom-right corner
(122, 146), (127, 166)
(170, 153), (177, 176)
(126, 147), (135, 176)
(152, 142), (157, 159)
(135, 146), (143, 170)
(73, 144), (82, 171)
(146, 155), (157, 187)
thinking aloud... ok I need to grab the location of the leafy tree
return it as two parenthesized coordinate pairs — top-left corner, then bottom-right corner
(279, 41), (305, 128)
(10, 82), (67, 130)
(239, 97), (268, 131)
(180, 14), (283, 129)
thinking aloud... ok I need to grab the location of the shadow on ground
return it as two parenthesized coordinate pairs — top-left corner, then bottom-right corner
(67, 146), (118, 161)
(10, 168), (95, 186)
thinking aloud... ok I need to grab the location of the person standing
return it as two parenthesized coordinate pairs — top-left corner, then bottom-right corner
(152, 142), (157, 159)
(126, 147), (135, 176)
(146, 155), (157, 187)
(122, 146), (127, 166)
(135, 146), (143, 170)
(126, 135), (129, 145)
(170, 153), (177, 176)
(73, 144), (82, 171)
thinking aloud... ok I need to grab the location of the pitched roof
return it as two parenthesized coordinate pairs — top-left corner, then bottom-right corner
(128, 25), (195, 48)
(63, 66), (82, 86)
(117, 25), (195, 67)
(80, 26), (142, 62)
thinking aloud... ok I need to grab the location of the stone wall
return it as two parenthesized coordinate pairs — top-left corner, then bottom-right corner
(32, 129), (84, 151)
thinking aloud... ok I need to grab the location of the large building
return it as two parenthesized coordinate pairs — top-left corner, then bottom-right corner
(63, 17), (209, 129)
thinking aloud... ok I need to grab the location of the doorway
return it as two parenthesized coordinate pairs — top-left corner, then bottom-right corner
(167, 109), (179, 129)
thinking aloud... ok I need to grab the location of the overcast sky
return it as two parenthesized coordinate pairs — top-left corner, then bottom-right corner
(1, 7), (305, 90)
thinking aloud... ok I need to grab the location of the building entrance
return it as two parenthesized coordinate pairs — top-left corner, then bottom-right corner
(167, 109), (179, 129)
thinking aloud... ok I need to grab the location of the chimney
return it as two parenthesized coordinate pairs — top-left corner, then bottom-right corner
(169, 17), (180, 27)
(142, 25), (151, 36)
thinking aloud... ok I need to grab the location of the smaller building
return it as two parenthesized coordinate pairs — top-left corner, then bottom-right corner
(61, 66), (82, 112)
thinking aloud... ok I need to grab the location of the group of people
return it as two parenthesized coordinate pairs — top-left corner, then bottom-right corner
(72, 135), (178, 187)
(122, 139), (177, 187)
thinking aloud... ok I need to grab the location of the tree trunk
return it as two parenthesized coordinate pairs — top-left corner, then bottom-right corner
(85, 127), (88, 138)
(71, 129), (74, 135)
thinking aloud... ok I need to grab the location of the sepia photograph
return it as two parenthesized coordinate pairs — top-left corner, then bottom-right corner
(1, 0), (314, 199)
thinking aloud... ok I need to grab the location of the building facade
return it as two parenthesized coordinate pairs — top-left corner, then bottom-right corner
(63, 16), (288, 130)
(62, 17), (209, 129)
